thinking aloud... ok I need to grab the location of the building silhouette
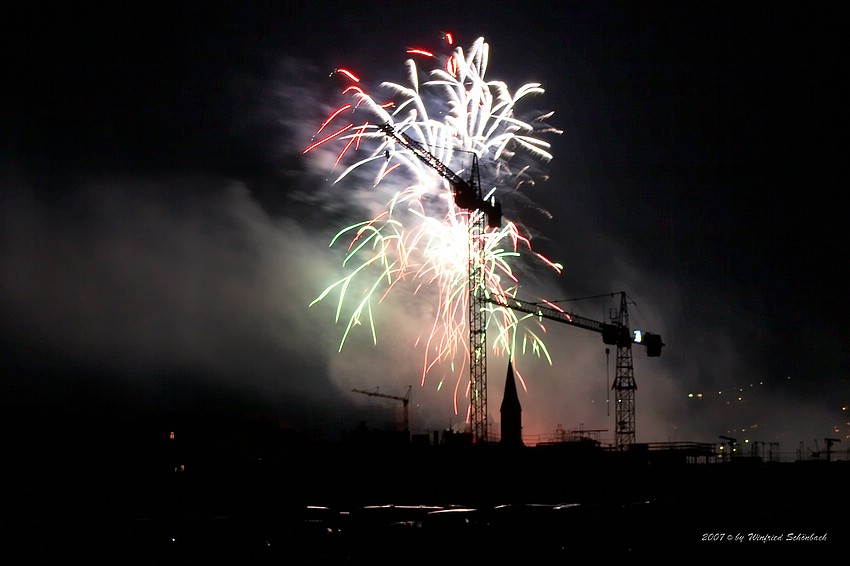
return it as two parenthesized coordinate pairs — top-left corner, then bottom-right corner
(500, 361), (523, 447)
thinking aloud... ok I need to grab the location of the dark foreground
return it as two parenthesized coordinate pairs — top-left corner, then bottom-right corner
(7, 439), (847, 563)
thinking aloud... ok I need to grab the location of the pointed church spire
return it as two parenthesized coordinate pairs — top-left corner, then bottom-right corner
(500, 361), (523, 447)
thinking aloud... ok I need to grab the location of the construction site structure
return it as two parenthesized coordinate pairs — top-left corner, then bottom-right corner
(352, 385), (412, 432)
(377, 122), (664, 449)
(825, 438), (841, 461)
(489, 292), (663, 450)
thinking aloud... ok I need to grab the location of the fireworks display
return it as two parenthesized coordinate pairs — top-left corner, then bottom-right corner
(305, 34), (563, 415)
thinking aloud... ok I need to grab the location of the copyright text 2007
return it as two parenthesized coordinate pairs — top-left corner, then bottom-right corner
(701, 533), (827, 543)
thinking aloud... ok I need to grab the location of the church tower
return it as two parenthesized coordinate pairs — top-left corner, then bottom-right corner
(500, 361), (523, 447)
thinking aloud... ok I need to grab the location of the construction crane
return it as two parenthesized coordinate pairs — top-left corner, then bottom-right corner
(489, 292), (663, 449)
(352, 385), (413, 432)
(377, 122), (499, 444)
(377, 122), (665, 448)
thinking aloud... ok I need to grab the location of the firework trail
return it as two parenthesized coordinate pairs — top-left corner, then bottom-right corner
(305, 34), (563, 415)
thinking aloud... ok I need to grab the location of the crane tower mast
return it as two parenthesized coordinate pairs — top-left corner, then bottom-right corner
(378, 122), (497, 444)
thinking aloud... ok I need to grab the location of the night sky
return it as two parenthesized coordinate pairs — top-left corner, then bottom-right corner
(2, 1), (846, 458)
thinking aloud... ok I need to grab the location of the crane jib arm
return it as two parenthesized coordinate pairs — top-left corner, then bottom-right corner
(377, 123), (466, 187)
(487, 294), (603, 332)
(487, 295), (663, 355)
(376, 122), (488, 215)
